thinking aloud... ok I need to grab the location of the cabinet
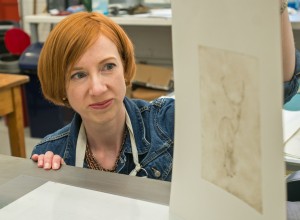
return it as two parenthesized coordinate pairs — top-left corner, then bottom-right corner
(0, 0), (19, 21)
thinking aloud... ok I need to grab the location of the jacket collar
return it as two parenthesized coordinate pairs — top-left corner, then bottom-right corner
(123, 97), (150, 154)
(63, 113), (82, 165)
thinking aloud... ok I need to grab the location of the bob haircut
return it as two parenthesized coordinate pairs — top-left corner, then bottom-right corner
(38, 12), (136, 106)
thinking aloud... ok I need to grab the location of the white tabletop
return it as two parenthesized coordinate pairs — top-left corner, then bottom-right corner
(24, 13), (172, 26)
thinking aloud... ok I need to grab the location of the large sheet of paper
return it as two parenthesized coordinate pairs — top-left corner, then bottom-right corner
(282, 109), (300, 164)
(283, 109), (300, 143)
(0, 181), (169, 220)
(170, 0), (286, 219)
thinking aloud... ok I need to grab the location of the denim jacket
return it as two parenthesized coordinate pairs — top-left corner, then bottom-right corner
(32, 97), (174, 181)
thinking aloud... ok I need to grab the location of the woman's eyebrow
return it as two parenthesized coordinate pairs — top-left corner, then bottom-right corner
(98, 56), (118, 64)
(71, 67), (83, 71)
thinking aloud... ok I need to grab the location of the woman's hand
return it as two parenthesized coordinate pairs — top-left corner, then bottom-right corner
(31, 151), (64, 170)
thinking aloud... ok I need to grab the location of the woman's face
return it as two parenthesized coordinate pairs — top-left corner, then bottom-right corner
(66, 35), (126, 125)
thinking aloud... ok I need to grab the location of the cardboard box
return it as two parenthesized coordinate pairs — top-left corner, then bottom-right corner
(130, 64), (173, 101)
(133, 64), (173, 91)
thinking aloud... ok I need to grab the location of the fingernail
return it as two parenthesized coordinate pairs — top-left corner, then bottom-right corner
(44, 163), (50, 169)
(53, 163), (59, 169)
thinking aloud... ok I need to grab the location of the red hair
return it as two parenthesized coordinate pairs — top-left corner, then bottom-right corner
(38, 12), (136, 106)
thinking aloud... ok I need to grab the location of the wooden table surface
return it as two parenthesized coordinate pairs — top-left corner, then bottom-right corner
(0, 73), (29, 90)
(0, 73), (29, 158)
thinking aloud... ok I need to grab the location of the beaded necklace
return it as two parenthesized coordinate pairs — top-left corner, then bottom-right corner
(85, 127), (127, 172)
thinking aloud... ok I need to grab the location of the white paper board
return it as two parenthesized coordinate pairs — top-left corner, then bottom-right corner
(0, 181), (169, 220)
(170, 0), (286, 219)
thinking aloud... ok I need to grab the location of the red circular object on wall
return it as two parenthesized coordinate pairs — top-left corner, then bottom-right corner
(4, 28), (31, 55)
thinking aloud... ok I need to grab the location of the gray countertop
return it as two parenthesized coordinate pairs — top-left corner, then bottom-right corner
(0, 154), (170, 208)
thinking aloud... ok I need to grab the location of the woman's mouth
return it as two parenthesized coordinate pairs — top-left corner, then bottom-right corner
(89, 99), (113, 109)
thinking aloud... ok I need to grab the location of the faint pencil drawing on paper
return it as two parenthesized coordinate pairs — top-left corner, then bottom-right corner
(199, 46), (262, 213)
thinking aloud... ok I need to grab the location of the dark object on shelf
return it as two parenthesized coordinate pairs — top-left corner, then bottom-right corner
(47, 0), (69, 12)
(287, 171), (300, 201)
(109, 4), (150, 16)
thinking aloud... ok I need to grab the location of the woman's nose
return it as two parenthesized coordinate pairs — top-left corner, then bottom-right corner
(89, 75), (107, 96)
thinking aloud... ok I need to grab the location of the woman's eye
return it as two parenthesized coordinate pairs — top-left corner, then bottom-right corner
(102, 63), (116, 72)
(71, 72), (86, 80)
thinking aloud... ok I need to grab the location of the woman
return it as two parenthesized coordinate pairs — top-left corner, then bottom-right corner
(32, 2), (299, 181)
(31, 12), (174, 181)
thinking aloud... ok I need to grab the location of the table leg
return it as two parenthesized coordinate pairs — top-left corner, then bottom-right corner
(6, 87), (26, 158)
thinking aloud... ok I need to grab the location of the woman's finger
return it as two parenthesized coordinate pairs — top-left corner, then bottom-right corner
(43, 151), (54, 170)
(37, 154), (45, 168)
(52, 155), (62, 170)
